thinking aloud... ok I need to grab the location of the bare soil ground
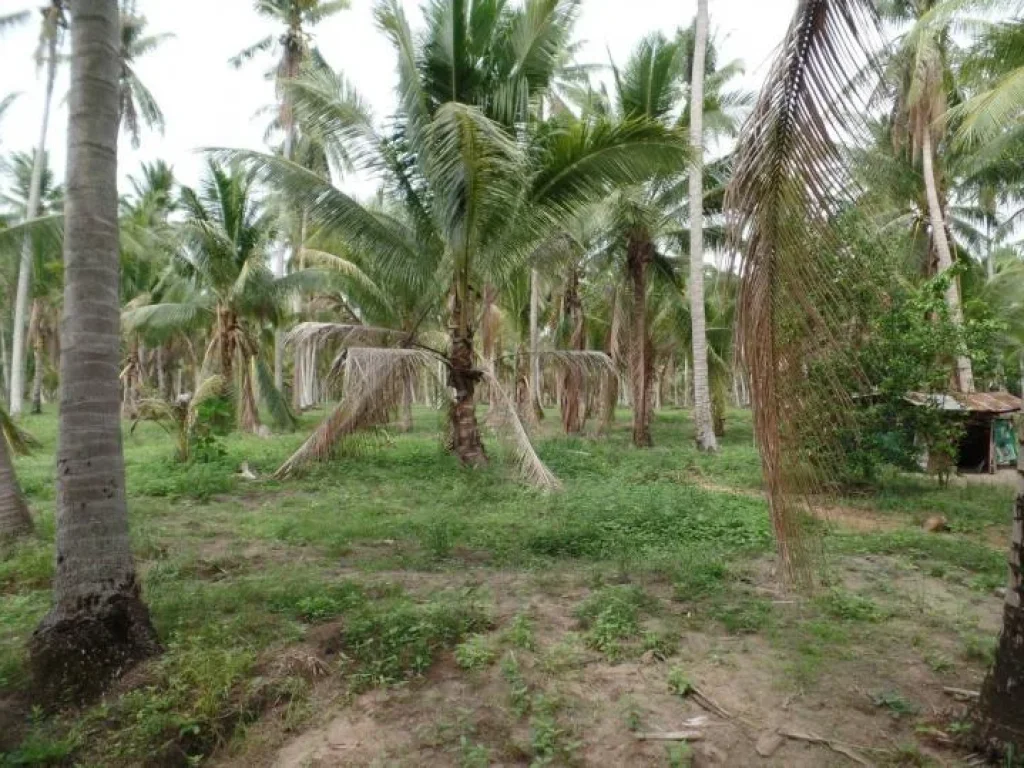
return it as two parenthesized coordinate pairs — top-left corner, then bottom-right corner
(217, 545), (1005, 768)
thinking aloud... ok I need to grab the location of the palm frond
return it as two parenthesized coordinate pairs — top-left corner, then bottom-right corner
(481, 369), (561, 491)
(726, 0), (882, 585)
(0, 403), (39, 457)
(275, 347), (436, 477)
(254, 356), (297, 430)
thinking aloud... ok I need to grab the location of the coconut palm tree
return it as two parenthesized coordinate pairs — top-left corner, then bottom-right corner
(231, 0), (350, 389)
(6, 1), (67, 416)
(688, 0), (716, 452)
(117, 0), (172, 148)
(124, 160), (303, 434)
(881, 0), (976, 391)
(2, 151), (64, 414)
(29, 0), (159, 704)
(228, 0), (687, 482)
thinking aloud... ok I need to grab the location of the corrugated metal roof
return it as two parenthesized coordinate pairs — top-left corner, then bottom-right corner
(905, 391), (1022, 414)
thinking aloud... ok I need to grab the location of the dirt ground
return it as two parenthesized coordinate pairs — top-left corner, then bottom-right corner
(216, 548), (1005, 768)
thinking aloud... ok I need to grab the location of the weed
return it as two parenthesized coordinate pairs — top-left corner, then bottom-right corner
(640, 629), (678, 660)
(455, 634), (497, 670)
(667, 666), (694, 697)
(711, 597), (773, 634)
(872, 690), (918, 718)
(459, 737), (492, 768)
(666, 743), (693, 767)
(506, 614), (536, 651)
(501, 652), (531, 718)
(529, 694), (579, 767)
(817, 589), (886, 623)
(962, 633), (997, 664)
(575, 585), (654, 660)
(341, 599), (491, 688)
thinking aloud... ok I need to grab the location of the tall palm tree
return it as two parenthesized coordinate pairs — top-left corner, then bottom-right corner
(117, 0), (172, 148)
(883, 0), (975, 391)
(231, 0), (350, 389)
(29, 0), (159, 704)
(688, 0), (717, 452)
(6, 1), (67, 416)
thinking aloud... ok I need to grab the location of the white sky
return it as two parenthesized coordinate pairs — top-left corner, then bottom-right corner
(0, 0), (796, 198)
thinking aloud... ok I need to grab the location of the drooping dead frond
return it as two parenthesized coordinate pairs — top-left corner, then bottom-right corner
(726, 0), (882, 586)
(275, 348), (437, 478)
(481, 370), (561, 492)
(285, 321), (407, 350)
(539, 350), (616, 380)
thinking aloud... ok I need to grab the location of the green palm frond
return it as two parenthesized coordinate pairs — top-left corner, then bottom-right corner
(0, 403), (39, 457)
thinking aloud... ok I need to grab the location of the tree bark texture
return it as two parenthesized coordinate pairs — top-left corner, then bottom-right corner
(29, 298), (46, 415)
(976, 415), (1024, 754)
(449, 298), (486, 467)
(689, 0), (718, 452)
(29, 0), (159, 705)
(528, 268), (544, 423)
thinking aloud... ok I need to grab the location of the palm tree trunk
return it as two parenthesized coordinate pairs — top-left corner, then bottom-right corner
(238, 357), (262, 434)
(560, 265), (584, 435)
(449, 295), (486, 467)
(528, 268), (545, 423)
(29, 299), (45, 415)
(976, 415), (1024, 753)
(921, 128), (975, 394)
(689, 0), (718, 452)
(1, 324), (10, 405)
(627, 234), (652, 447)
(0, 431), (32, 539)
(30, 0), (159, 705)
(10, 32), (60, 416)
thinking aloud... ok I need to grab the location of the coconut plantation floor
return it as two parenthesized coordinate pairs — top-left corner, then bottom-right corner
(0, 408), (1015, 767)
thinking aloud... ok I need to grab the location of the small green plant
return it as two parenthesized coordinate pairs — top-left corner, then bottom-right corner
(621, 697), (642, 732)
(501, 652), (531, 718)
(507, 614), (536, 651)
(455, 634), (496, 670)
(575, 585), (654, 660)
(817, 589), (886, 623)
(528, 695), (579, 767)
(711, 598), (772, 634)
(641, 629), (677, 660)
(871, 690), (917, 718)
(666, 743), (693, 768)
(459, 737), (492, 768)
(667, 666), (694, 697)
(962, 633), (997, 664)
(296, 595), (344, 623)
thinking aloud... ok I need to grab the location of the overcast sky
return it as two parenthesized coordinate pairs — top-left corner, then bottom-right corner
(0, 0), (796, 198)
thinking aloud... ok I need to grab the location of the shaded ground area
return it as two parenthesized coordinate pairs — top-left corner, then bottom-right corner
(0, 408), (1013, 766)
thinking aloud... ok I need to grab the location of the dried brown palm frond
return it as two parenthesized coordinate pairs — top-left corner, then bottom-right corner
(540, 350), (616, 380)
(275, 347), (436, 479)
(481, 370), (561, 492)
(285, 322), (407, 351)
(726, 0), (882, 586)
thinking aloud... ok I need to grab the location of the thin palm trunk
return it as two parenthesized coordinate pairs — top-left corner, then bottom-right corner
(689, 0), (718, 452)
(976, 416), (1024, 753)
(627, 234), (652, 447)
(11, 33), (59, 416)
(0, 432), (32, 539)
(29, 299), (45, 414)
(30, 0), (159, 704)
(1, 324), (10, 405)
(528, 268), (544, 423)
(921, 128), (974, 394)
(560, 266), (584, 435)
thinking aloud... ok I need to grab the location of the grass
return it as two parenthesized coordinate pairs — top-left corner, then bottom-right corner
(0, 405), (1013, 766)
